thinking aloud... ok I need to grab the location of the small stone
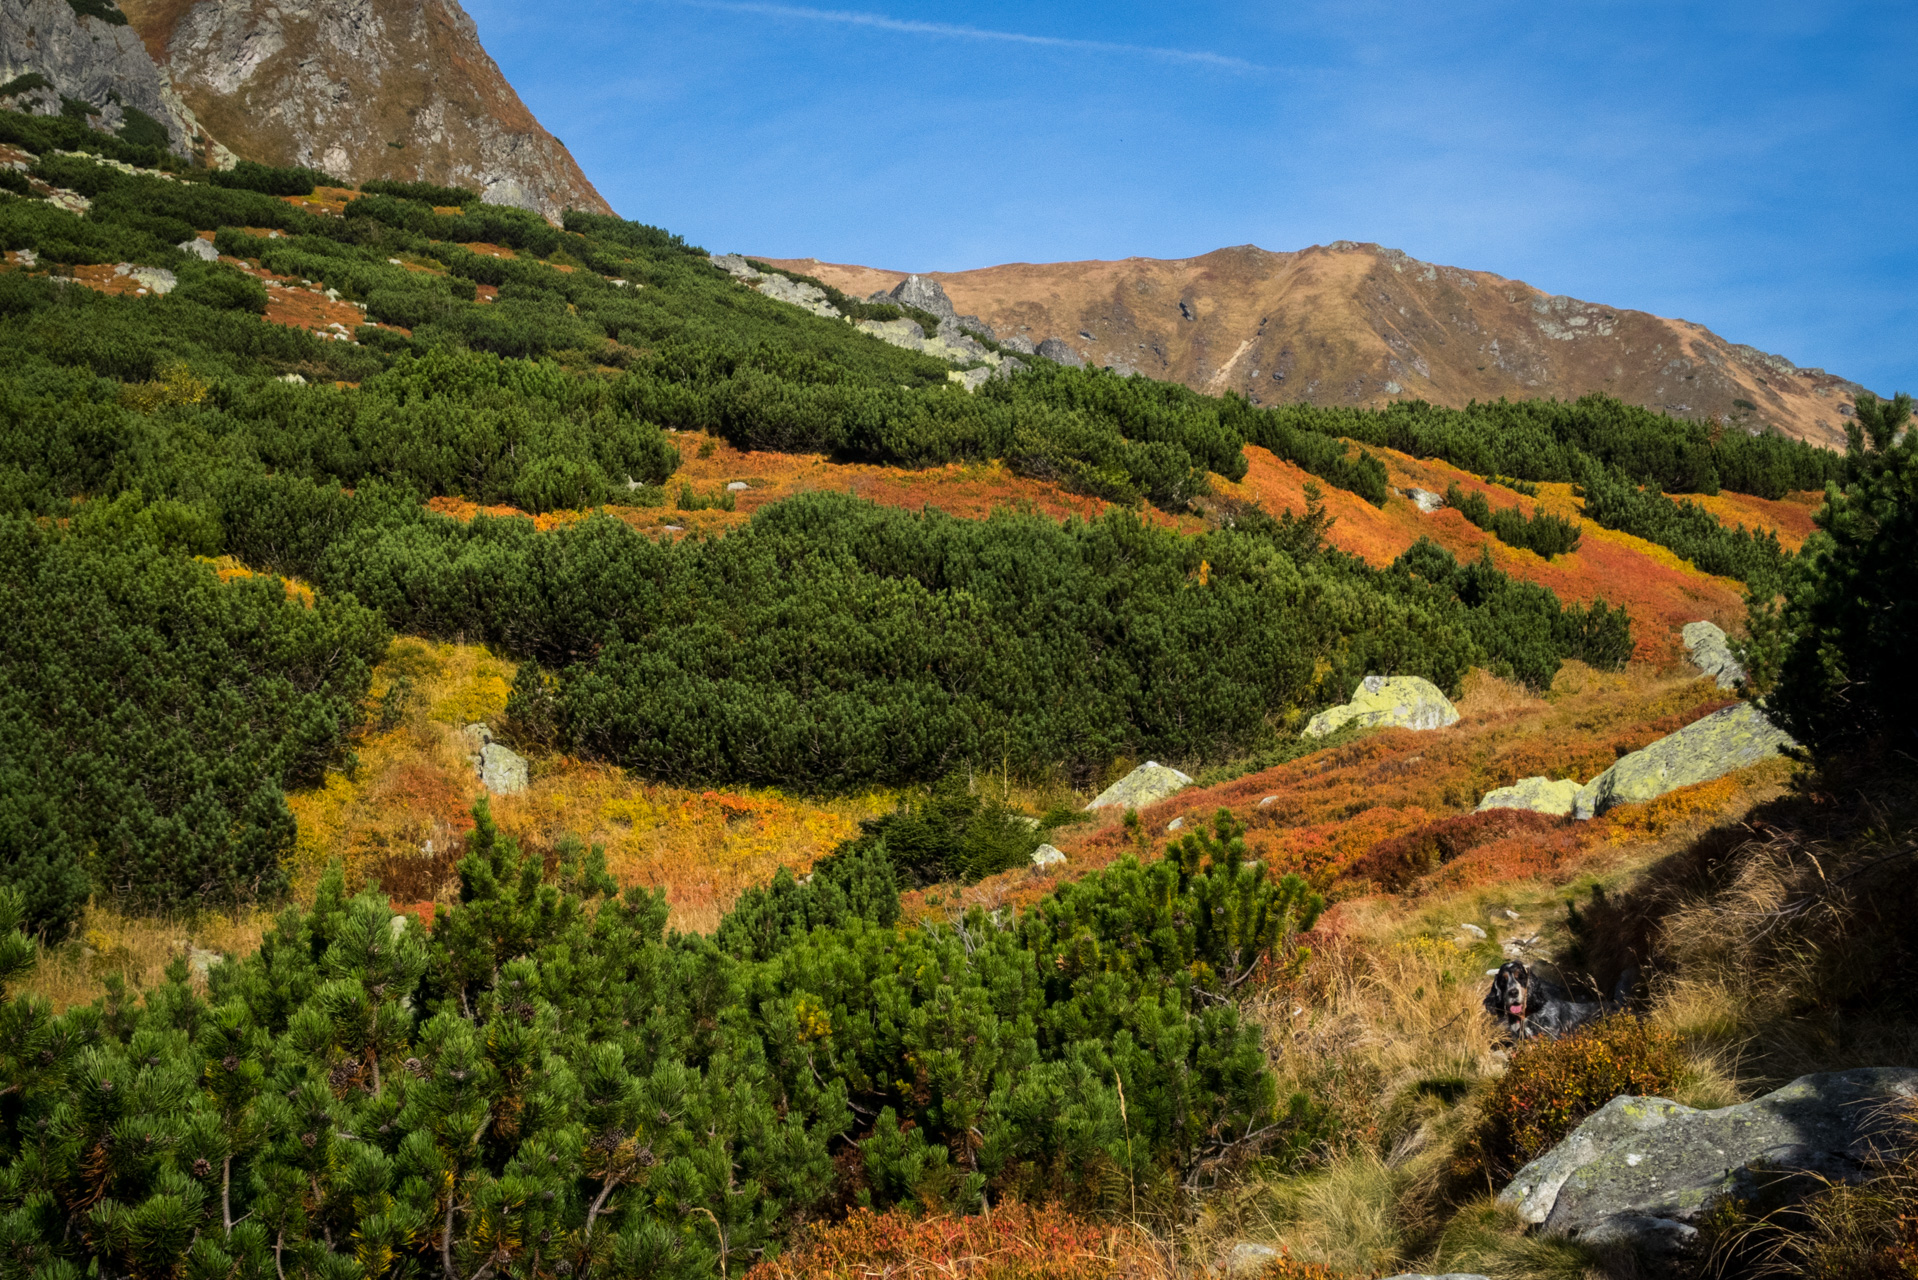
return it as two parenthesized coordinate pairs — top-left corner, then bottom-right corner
(1218, 1242), (1280, 1275)
(279, 373), (307, 384)
(1166, 817), (1185, 831)
(726, 481), (750, 491)
(1030, 844), (1066, 868)
(1457, 923), (1487, 939)
(1258, 795), (1278, 807)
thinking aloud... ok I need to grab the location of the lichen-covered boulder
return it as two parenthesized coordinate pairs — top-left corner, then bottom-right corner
(1085, 760), (1193, 811)
(1499, 1069), (1918, 1261)
(1572, 702), (1796, 819)
(1305, 675), (1460, 739)
(479, 742), (529, 795)
(1682, 621), (1745, 689)
(1030, 844), (1066, 868)
(1476, 776), (1583, 816)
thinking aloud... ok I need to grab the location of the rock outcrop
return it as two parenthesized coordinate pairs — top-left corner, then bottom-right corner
(462, 723), (529, 795)
(1305, 675), (1460, 739)
(763, 244), (1875, 449)
(117, 0), (612, 220)
(1086, 761), (1193, 811)
(0, 0), (200, 152)
(1476, 776), (1582, 816)
(1499, 1068), (1918, 1260)
(1682, 620), (1745, 689)
(1572, 702), (1796, 819)
(1030, 843), (1066, 868)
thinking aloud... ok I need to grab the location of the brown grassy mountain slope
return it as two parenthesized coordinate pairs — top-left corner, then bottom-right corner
(118, 0), (610, 221)
(767, 241), (1866, 449)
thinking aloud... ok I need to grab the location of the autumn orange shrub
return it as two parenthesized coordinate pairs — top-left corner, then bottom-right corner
(1477, 1016), (1682, 1178)
(1348, 808), (1569, 890)
(742, 1205), (1169, 1280)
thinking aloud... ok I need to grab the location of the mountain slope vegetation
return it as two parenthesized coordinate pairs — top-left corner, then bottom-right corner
(0, 110), (1906, 1279)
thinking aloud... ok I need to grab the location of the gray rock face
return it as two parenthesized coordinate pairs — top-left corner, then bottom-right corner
(1500, 1069), (1918, 1260)
(479, 741), (529, 794)
(753, 271), (838, 318)
(712, 256), (841, 318)
(0, 0), (196, 152)
(888, 274), (957, 320)
(1036, 337), (1085, 367)
(1086, 760), (1193, 811)
(1305, 675), (1460, 739)
(998, 334), (1036, 356)
(462, 722), (529, 794)
(1682, 621), (1745, 689)
(1477, 776), (1583, 816)
(1572, 701), (1797, 819)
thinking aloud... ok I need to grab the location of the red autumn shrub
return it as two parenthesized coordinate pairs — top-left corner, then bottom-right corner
(1479, 1015), (1683, 1178)
(1348, 808), (1568, 891)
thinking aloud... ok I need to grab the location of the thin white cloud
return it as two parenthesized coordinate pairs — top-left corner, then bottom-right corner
(666, 1), (1264, 71)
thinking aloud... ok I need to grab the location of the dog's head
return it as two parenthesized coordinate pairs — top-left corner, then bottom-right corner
(1484, 960), (1532, 1023)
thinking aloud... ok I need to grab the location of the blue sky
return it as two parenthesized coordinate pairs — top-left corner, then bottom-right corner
(461, 0), (1916, 392)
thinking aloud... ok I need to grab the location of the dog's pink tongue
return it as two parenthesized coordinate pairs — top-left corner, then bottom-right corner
(1509, 1004), (1525, 1015)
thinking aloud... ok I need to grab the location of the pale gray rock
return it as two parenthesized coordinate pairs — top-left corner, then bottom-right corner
(888, 274), (957, 320)
(990, 356), (1028, 381)
(726, 480), (750, 491)
(1030, 843), (1066, 868)
(1682, 620), (1745, 689)
(479, 741), (529, 795)
(1572, 702), (1797, 819)
(179, 237), (220, 262)
(710, 253), (756, 278)
(1305, 675), (1460, 738)
(1500, 1069), (1918, 1261)
(0, 0), (196, 151)
(947, 367), (993, 393)
(1036, 337), (1084, 367)
(187, 946), (224, 979)
(1166, 817), (1185, 831)
(1477, 776), (1583, 816)
(998, 334), (1036, 356)
(115, 264), (176, 295)
(1213, 1241), (1279, 1274)
(753, 271), (838, 318)
(1405, 488), (1445, 513)
(1086, 760), (1193, 811)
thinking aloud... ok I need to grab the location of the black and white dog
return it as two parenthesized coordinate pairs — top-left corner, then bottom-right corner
(1483, 960), (1637, 1040)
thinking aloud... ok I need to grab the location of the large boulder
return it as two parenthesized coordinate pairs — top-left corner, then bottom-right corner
(1682, 620), (1745, 689)
(1086, 760), (1193, 811)
(463, 723), (530, 795)
(1036, 337), (1085, 367)
(1477, 776), (1583, 816)
(1572, 701), (1796, 819)
(1305, 675), (1460, 739)
(888, 274), (957, 320)
(1499, 1068), (1918, 1260)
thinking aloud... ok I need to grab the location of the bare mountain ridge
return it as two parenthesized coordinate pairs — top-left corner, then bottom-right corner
(766, 242), (1864, 450)
(1, 0), (607, 221)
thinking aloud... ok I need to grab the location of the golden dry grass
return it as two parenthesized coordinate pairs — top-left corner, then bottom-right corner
(287, 636), (896, 934)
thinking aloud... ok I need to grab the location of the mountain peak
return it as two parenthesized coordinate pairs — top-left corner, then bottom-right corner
(765, 245), (1864, 448)
(115, 0), (608, 220)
